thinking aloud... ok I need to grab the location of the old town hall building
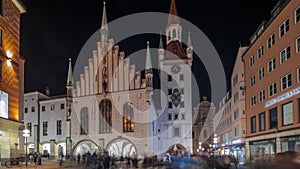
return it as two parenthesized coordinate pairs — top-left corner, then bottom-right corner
(24, 0), (196, 158)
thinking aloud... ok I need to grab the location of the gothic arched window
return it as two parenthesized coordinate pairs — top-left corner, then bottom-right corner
(123, 103), (134, 132)
(203, 129), (207, 139)
(99, 99), (112, 133)
(80, 107), (89, 135)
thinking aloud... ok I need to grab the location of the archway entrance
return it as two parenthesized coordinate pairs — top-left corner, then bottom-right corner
(73, 140), (99, 156)
(166, 144), (186, 155)
(106, 138), (137, 157)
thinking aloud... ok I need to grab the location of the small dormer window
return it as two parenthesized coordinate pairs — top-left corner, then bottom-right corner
(173, 44), (178, 54)
(172, 29), (176, 38)
(168, 31), (171, 40)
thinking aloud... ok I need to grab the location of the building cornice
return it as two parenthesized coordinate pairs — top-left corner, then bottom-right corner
(10, 0), (26, 13)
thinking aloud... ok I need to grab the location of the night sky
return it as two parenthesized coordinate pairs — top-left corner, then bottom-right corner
(20, 0), (279, 102)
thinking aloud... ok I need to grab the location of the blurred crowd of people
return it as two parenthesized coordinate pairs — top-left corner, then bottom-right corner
(75, 151), (140, 169)
(252, 150), (300, 169)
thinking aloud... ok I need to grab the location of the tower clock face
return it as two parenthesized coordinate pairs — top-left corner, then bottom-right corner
(171, 64), (180, 74)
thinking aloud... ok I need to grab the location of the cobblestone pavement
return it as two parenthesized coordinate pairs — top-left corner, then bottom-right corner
(0, 160), (253, 169)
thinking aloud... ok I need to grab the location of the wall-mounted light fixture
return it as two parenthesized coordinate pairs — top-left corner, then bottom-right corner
(6, 50), (13, 68)
(6, 50), (13, 61)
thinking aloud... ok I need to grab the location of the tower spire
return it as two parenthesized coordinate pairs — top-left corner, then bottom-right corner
(145, 41), (152, 75)
(187, 31), (192, 47)
(167, 0), (180, 26)
(159, 33), (164, 49)
(66, 58), (73, 87)
(101, 1), (108, 42)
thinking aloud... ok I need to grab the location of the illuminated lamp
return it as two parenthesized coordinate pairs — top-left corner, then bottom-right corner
(6, 50), (13, 61)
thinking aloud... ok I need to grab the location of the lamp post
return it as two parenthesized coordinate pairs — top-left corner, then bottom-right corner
(23, 126), (30, 166)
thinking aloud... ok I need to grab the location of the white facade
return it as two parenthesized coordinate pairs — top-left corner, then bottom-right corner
(24, 92), (68, 157)
(154, 0), (194, 155)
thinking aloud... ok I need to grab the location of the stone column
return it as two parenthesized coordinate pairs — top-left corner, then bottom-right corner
(50, 139), (55, 158)
(66, 137), (72, 159)
(245, 140), (251, 165)
(276, 137), (281, 153)
(34, 125), (39, 152)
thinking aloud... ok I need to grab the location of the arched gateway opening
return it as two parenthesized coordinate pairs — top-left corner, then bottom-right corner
(166, 144), (186, 155)
(106, 138), (137, 157)
(73, 140), (100, 156)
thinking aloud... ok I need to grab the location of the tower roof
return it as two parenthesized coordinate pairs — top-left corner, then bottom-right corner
(165, 40), (188, 60)
(167, 0), (180, 26)
(145, 41), (152, 74)
(66, 58), (73, 86)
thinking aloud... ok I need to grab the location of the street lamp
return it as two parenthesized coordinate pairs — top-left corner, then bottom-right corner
(23, 126), (30, 166)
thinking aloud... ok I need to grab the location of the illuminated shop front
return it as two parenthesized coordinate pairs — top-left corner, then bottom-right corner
(281, 136), (300, 152)
(249, 139), (276, 162)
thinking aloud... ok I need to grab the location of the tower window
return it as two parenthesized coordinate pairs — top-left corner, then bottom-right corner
(172, 29), (176, 38)
(168, 102), (173, 108)
(173, 45), (178, 54)
(168, 75), (172, 82)
(168, 88), (172, 95)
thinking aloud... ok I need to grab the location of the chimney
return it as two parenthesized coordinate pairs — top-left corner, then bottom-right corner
(46, 86), (51, 96)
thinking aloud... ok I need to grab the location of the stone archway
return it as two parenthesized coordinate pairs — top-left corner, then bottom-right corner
(73, 140), (100, 156)
(106, 138), (137, 158)
(166, 144), (186, 155)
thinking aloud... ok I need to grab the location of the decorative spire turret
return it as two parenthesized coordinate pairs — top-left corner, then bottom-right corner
(145, 41), (152, 75)
(66, 58), (73, 119)
(66, 58), (73, 87)
(145, 42), (153, 90)
(101, 1), (109, 42)
(187, 31), (193, 59)
(158, 34), (165, 60)
(187, 31), (192, 47)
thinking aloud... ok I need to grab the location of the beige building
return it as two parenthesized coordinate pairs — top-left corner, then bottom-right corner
(213, 46), (248, 164)
(192, 97), (216, 154)
(0, 0), (26, 165)
(68, 2), (154, 158)
(243, 0), (300, 164)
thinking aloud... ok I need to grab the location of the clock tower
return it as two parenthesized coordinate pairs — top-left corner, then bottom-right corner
(155, 0), (194, 155)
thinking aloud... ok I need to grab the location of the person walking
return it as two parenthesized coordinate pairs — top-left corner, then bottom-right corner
(77, 153), (81, 164)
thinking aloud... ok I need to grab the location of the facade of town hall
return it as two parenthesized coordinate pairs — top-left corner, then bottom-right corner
(23, 0), (199, 159)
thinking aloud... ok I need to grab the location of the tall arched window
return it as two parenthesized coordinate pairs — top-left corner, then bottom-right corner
(123, 103), (134, 132)
(80, 107), (89, 135)
(99, 99), (112, 133)
(172, 29), (177, 38)
(203, 129), (207, 139)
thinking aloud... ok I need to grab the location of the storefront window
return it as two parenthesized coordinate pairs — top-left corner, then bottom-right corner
(281, 136), (300, 152)
(249, 139), (276, 162)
